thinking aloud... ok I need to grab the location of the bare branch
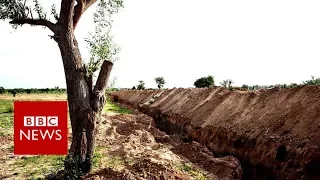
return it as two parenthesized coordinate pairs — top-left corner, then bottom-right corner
(73, 0), (85, 29)
(73, 0), (97, 29)
(9, 18), (57, 32)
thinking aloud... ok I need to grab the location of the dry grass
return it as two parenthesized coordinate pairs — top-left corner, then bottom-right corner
(0, 93), (67, 101)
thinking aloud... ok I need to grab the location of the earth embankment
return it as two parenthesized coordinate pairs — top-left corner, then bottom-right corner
(111, 86), (320, 180)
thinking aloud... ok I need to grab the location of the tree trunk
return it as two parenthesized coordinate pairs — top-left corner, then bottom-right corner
(55, 31), (113, 179)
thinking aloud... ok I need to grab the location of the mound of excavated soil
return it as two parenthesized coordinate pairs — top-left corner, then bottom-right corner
(111, 86), (320, 180)
(82, 113), (241, 180)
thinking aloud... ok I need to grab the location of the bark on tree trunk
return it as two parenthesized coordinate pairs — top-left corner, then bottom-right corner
(55, 31), (113, 179)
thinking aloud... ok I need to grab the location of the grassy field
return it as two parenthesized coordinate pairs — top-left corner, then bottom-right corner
(0, 99), (14, 136)
(0, 93), (131, 179)
(103, 98), (132, 114)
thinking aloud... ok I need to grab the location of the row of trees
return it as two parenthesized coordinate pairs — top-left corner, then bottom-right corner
(193, 75), (320, 90)
(132, 76), (166, 90)
(0, 87), (66, 95)
(3, 75), (320, 95)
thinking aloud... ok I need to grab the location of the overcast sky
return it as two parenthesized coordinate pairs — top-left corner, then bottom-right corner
(1, 0), (320, 89)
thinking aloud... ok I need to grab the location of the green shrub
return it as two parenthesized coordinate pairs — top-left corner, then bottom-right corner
(0, 87), (6, 94)
(137, 81), (145, 90)
(8, 89), (17, 97)
(303, 76), (320, 85)
(194, 75), (214, 88)
(241, 84), (249, 89)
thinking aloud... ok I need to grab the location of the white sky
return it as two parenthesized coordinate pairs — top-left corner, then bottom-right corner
(1, 0), (320, 89)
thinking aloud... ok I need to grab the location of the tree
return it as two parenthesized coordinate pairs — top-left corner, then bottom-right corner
(8, 89), (17, 97)
(0, 0), (123, 177)
(303, 75), (320, 85)
(155, 76), (165, 89)
(0, 87), (6, 94)
(194, 75), (214, 88)
(220, 79), (234, 89)
(26, 89), (32, 94)
(137, 80), (145, 90)
(241, 84), (249, 89)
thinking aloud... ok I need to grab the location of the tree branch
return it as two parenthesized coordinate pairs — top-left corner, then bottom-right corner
(59, 0), (76, 29)
(73, 0), (97, 29)
(93, 60), (113, 93)
(9, 18), (57, 32)
(90, 60), (113, 112)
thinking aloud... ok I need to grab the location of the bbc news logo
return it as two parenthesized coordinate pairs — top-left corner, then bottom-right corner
(24, 116), (58, 127)
(20, 116), (62, 141)
(14, 101), (68, 155)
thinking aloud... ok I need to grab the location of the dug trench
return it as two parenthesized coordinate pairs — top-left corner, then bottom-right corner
(110, 86), (320, 180)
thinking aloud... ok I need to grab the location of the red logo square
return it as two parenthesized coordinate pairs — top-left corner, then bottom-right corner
(14, 101), (68, 155)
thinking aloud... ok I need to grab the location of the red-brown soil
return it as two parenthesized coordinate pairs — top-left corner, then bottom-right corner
(111, 86), (320, 180)
(81, 113), (241, 180)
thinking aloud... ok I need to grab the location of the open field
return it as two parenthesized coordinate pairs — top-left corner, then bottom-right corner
(0, 93), (236, 180)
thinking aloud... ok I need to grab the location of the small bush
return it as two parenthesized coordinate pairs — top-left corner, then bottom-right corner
(303, 76), (320, 85)
(241, 84), (249, 89)
(288, 83), (298, 88)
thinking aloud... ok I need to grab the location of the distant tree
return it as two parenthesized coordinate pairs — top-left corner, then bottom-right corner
(303, 75), (320, 85)
(26, 89), (32, 94)
(288, 83), (298, 88)
(137, 81), (145, 90)
(9, 89), (17, 97)
(194, 75), (214, 88)
(281, 84), (287, 89)
(220, 79), (234, 89)
(155, 77), (166, 89)
(132, 86), (136, 90)
(241, 84), (249, 89)
(0, 87), (6, 94)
